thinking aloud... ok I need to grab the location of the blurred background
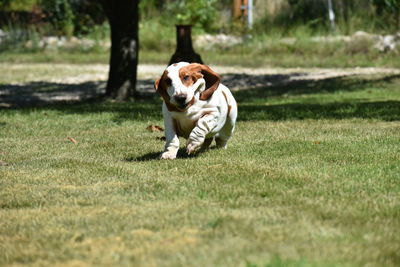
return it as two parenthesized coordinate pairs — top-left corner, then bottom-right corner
(0, 0), (399, 68)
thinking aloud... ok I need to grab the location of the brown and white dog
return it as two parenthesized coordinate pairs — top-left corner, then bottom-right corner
(154, 62), (237, 159)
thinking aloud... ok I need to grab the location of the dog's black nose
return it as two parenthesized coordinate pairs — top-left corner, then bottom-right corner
(174, 94), (187, 104)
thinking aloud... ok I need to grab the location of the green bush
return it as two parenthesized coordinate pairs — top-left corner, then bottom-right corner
(39, 0), (75, 37)
(0, 0), (37, 11)
(254, 0), (400, 35)
(0, 0), (106, 37)
(373, 0), (400, 28)
(165, 0), (219, 32)
(139, 19), (175, 52)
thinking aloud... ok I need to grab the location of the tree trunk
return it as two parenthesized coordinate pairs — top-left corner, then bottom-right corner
(169, 25), (203, 65)
(100, 0), (139, 100)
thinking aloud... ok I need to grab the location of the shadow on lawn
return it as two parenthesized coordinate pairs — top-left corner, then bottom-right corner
(233, 73), (400, 101)
(0, 79), (156, 108)
(126, 148), (197, 161)
(1, 73), (399, 122)
(0, 81), (105, 107)
(239, 100), (400, 121)
(234, 73), (400, 121)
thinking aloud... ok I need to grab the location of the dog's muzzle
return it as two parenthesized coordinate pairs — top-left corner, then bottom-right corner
(174, 94), (188, 108)
(172, 95), (195, 111)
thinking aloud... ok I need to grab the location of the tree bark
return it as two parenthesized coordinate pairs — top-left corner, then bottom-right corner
(99, 0), (139, 100)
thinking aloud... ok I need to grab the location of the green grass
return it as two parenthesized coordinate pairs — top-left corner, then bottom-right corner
(0, 51), (110, 64)
(1, 69), (400, 266)
(2, 39), (399, 68)
(1, 28), (400, 68)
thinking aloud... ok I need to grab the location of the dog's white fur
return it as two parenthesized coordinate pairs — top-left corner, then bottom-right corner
(154, 62), (237, 159)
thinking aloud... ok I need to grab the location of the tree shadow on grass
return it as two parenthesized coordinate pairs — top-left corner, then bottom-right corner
(0, 79), (156, 108)
(221, 72), (307, 91)
(233, 73), (400, 121)
(1, 73), (399, 122)
(239, 100), (400, 121)
(0, 81), (105, 108)
(232, 73), (400, 102)
(0, 78), (162, 122)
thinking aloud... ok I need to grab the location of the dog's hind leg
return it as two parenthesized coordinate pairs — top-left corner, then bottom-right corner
(216, 120), (236, 149)
(215, 125), (233, 148)
(215, 136), (229, 148)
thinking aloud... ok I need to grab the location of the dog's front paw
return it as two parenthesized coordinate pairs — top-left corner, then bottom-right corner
(186, 143), (200, 155)
(160, 151), (177, 160)
(186, 139), (203, 155)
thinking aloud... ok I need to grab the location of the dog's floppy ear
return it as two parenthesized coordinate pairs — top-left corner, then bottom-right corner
(199, 64), (220, 101)
(154, 70), (170, 101)
(189, 64), (220, 101)
(154, 77), (161, 91)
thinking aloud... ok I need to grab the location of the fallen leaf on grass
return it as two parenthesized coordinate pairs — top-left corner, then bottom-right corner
(68, 137), (78, 144)
(73, 233), (85, 242)
(0, 160), (7, 166)
(314, 141), (320, 145)
(147, 125), (164, 132)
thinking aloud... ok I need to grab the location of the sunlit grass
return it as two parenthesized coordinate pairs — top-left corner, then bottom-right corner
(1, 70), (399, 266)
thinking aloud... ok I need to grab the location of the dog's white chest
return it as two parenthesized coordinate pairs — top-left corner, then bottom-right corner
(171, 107), (203, 138)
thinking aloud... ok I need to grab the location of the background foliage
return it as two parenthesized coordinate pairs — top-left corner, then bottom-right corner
(0, 0), (399, 35)
(0, 0), (399, 56)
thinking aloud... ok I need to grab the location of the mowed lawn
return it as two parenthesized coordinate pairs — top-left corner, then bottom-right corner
(1, 72), (400, 266)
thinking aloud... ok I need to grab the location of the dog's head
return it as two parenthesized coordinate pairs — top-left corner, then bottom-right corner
(154, 62), (220, 111)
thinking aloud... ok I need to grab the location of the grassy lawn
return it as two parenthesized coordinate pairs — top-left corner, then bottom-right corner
(1, 70), (400, 266)
(2, 36), (400, 68)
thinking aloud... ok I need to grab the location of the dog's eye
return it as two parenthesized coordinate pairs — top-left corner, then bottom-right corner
(183, 75), (190, 82)
(165, 78), (172, 86)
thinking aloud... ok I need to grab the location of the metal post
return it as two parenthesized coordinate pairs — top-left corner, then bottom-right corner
(328, 0), (335, 33)
(248, 0), (253, 30)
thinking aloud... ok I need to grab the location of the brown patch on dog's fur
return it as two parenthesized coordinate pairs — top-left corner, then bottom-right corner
(221, 91), (232, 118)
(154, 70), (170, 102)
(178, 64), (220, 101)
(179, 65), (203, 87)
(173, 119), (191, 138)
(201, 111), (211, 118)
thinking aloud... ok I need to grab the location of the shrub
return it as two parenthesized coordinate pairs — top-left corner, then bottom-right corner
(166, 0), (219, 32)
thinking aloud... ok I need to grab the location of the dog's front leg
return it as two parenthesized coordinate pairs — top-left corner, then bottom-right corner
(160, 107), (180, 160)
(186, 113), (218, 155)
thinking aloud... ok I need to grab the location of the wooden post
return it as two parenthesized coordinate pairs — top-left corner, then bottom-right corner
(169, 25), (203, 65)
(233, 0), (241, 20)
